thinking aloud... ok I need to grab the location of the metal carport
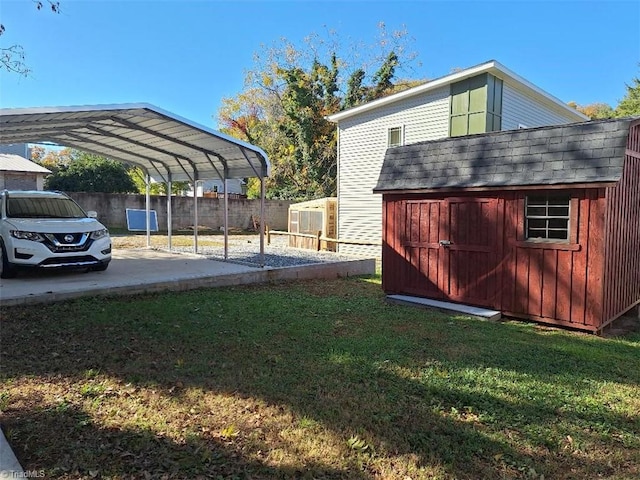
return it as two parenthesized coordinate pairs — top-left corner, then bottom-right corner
(0, 103), (270, 264)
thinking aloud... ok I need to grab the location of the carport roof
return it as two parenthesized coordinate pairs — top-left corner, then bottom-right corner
(0, 103), (269, 182)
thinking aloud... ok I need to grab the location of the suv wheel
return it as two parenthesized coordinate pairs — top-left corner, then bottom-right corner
(0, 239), (18, 279)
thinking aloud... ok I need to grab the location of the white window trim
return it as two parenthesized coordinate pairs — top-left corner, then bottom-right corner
(388, 125), (404, 147)
(525, 194), (571, 242)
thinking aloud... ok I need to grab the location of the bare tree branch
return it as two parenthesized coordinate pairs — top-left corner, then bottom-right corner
(0, 1), (61, 76)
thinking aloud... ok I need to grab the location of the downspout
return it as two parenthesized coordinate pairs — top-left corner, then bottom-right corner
(335, 123), (341, 253)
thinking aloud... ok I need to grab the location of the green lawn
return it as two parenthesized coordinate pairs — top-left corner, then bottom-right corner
(1, 276), (638, 479)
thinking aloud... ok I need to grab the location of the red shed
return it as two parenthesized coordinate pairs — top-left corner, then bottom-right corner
(374, 118), (640, 333)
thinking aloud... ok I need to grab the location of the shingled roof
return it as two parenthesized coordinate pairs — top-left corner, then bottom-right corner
(374, 117), (638, 193)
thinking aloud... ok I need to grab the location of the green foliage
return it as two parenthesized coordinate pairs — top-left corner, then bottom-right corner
(219, 425), (239, 439)
(0, 391), (10, 412)
(347, 435), (372, 454)
(343, 69), (367, 110)
(128, 167), (191, 195)
(43, 150), (137, 193)
(615, 75), (640, 117)
(218, 24), (419, 200)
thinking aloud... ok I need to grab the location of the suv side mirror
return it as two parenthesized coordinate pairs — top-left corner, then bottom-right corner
(87, 211), (98, 218)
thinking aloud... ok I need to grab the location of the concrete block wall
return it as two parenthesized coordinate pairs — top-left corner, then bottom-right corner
(69, 192), (291, 231)
(1, 173), (42, 190)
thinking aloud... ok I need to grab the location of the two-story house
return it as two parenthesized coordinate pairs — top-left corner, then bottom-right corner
(326, 60), (589, 256)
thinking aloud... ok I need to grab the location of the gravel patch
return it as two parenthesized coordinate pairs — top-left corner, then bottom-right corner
(172, 235), (367, 268)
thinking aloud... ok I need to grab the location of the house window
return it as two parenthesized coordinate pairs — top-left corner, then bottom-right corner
(525, 194), (571, 241)
(388, 126), (403, 147)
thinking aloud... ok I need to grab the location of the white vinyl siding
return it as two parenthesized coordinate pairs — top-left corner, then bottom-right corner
(337, 86), (450, 256)
(336, 78), (581, 257)
(501, 81), (578, 130)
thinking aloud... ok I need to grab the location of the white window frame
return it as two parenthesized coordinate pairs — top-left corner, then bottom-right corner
(525, 194), (571, 242)
(387, 126), (404, 147)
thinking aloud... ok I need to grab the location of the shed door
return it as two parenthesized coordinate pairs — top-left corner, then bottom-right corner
(400, 197), (499, 307)
(443, 198), (499, 307)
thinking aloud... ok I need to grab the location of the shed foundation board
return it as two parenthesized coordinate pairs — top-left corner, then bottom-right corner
(387, 294), (502, 321)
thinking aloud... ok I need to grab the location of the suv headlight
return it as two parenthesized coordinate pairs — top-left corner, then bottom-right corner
(10, 230), (45, 242)
(90, 228), (109, 240)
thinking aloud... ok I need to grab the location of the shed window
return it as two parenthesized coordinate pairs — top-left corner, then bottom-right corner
(388, 126), (403, 147)
(525, 195), (570, 241)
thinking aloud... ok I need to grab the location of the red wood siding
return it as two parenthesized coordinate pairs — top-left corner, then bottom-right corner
(382, 188), (609, 332)
(602, 121), (640, 325)
(499, 189), (607, 331)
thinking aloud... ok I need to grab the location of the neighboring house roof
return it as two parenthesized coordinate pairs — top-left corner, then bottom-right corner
(374, 117), (638, 193)
(0, 154), (51, 174)
(327, 60), (589, 123)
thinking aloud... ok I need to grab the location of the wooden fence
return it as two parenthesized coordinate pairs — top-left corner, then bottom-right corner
(266, 226), (381, 251)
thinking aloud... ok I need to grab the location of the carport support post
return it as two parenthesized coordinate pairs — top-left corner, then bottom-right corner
(260, 174), (265, 266)
(145, 173), (151, 248)
(167, 174), (172, 251)
(193, 180), (199, 254)
(224, 177), (229, 260)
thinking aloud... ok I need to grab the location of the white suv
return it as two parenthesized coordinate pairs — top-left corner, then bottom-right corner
(0, 190), (111, 278)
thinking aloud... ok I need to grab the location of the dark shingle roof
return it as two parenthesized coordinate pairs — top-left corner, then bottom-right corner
(374, 117), (637, 193)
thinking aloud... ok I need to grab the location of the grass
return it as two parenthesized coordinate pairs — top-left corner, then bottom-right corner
(1, 276), (639, 479)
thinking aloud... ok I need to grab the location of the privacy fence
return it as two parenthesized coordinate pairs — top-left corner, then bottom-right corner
(69, 192), (291, 232)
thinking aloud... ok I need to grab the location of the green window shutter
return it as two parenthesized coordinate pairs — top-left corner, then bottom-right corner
(468, 112), (486, 134)
(486, 75), (503, 132)
(450, 115), (468, 137)
(451, 88), (469, 115)
(449, 74), (489, 137)
(468, 74), (488, 113)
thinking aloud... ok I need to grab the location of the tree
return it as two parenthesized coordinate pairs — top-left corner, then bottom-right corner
(217, 23), (420, 200)
(567, 101), (615, 120)
(614, 75), (640, 117)
(0, 1), (60, 76)
(41, 150), (138, 193)
(128, 167), (191, 195)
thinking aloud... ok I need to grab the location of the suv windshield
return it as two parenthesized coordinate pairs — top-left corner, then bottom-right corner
(7, 197), (87, 219)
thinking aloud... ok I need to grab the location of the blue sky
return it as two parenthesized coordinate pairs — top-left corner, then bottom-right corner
(0, 0), (638, 129)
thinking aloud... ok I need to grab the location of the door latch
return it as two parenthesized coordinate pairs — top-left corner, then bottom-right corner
(439, 240), (452, 247)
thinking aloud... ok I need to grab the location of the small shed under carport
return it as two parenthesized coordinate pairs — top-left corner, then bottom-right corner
(374, 117), (640, 333)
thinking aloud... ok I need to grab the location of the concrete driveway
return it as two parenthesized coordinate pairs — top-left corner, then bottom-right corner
(0, 248), (375, 307)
